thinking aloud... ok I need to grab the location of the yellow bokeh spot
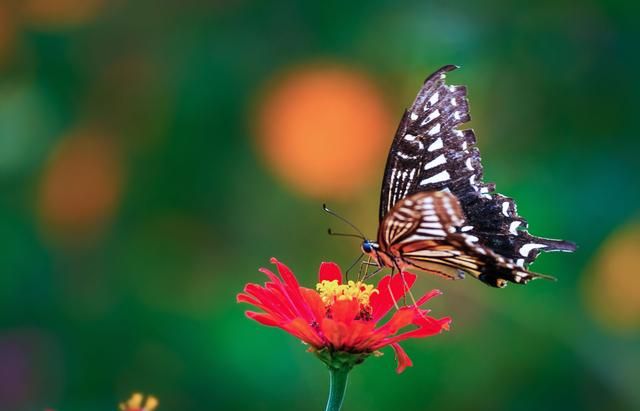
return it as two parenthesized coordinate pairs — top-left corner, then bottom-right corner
(120, 392), (159, 411)
(583, 221), (640, 332)
(316, 279), (378, 307)
(255, 63), (393, 199)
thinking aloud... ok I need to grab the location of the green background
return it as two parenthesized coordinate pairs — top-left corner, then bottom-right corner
(1, 1), (639, 410)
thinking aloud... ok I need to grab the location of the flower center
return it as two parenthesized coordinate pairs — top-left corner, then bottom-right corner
(316, 280), (378, 307)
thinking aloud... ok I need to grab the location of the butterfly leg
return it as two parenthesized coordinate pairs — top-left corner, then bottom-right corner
(362, 266), (384, 281)
(344, 252), (365, 282)
(386, 270), (400, 310)
(358, 255), (371, 281)
(393, 261), (426, 317)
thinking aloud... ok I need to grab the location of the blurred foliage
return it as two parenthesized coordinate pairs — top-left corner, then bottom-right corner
(0, 0), (639, 410)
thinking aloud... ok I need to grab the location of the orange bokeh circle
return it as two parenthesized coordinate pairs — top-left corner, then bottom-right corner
(255, 64), (394, 199)
(583, 221), (640, 332)
(38, 128), (123, 242)
(20, 0), (106, 28)
(0, 4), (16, 64)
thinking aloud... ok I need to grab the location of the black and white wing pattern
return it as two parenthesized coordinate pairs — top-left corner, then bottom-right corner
(378, 65), (575, 282)
(381, 192), (551, 287)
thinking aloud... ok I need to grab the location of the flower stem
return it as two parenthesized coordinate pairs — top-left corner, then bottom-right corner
(325, 366), (350, 411)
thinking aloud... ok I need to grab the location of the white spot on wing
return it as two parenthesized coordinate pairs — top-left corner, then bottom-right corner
(502, 202), (510, 217)
(397, 151), (417, 160)
(403, 134), (416, 141)
(509, 221), (521, 235)
(519, 243), (548, 257)
(419, 170), (450, 185)
(428, 92), (439, 107)
(427, 123), (441, 136)
(410, 112), (418, 121)
(469, 175), (477, 190)
(423, 154), (446, 170)
(461, 225), (473, 232)
(450, 97), (457, 107)
(422, 109), (440, 125)
(465, 158), (473, 170)
(427, 137), (443, 151)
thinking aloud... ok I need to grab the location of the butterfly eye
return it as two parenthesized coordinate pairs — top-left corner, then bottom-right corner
(361, 241), (373, 254)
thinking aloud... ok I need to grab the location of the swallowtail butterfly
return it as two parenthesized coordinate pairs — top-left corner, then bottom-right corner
(359, 65), (575, 288)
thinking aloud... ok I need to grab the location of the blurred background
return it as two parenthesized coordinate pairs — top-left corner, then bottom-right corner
(0, 0), (639, 410)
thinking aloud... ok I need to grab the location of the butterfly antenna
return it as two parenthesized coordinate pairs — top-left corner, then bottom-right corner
(327, 228), (364, 240)
(322, 204), (367, 240)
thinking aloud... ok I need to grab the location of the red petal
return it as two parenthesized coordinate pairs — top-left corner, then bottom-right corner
(343, 321), (376, 348)
(416, 289), (443, 306)
(321, 318), (348, 349)
(371, 272), (417, 321)
(236, 293), (260, 306)
(318, 262), (342, 284)
(376, 316), (451, 348)
(271, 258), (302, 289)
(245, 311), (281, 327)
(369, 274), (390, 312)
(377, 308), (415, 334)
(285, 318), (325, 347)
(259, 266), (282, 285)
(352, 309), (412, 350)
(271, 258), (316, 323)
(244, 283), (296, 320)
(300, 288), (327, 321)
(331, 299), (360, 325)
(391, 343), (413, 374)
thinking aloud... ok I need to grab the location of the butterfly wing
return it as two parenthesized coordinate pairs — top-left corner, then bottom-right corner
(380, 192), (550, 287)
(379, 65), (575, 270)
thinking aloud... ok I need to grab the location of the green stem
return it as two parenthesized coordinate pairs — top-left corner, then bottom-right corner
(324, 366), (350, 411)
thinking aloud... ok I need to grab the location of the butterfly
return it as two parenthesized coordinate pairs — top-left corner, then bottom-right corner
(357, 65), (576, 288)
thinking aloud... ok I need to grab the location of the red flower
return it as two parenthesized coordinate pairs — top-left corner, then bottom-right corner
(237, 258), (451, 373)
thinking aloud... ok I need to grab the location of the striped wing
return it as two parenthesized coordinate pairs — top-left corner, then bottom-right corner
(379, 192), (552, 287)
(379, 65), (576, 270)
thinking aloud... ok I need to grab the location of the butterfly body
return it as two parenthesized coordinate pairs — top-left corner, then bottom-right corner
(362, 65), (576, 288)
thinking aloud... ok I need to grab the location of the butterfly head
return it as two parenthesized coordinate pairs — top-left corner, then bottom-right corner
(361, 239), (379, 255)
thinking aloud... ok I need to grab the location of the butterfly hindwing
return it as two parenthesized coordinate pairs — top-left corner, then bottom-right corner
(380, 192), (554, 287)
(379, 190), (463, 249)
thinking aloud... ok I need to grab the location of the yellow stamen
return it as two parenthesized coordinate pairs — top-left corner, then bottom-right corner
(316, 280), (378, 306)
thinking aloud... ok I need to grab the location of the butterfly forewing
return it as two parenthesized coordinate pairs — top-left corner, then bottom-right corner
(379, 65), (478, 220)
